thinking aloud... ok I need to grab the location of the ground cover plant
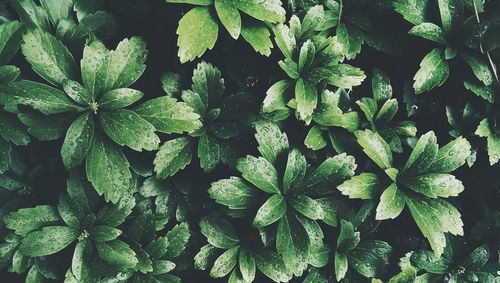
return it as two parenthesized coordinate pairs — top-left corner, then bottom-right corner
(0, 0), (499, 282)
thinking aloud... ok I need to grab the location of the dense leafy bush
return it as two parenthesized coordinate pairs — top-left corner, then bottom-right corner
(0, 0), (499, 282)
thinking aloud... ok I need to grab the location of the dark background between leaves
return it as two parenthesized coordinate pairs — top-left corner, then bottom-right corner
(2, 0), (499, 282)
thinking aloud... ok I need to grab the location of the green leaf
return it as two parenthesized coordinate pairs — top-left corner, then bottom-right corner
(198, 134), (227, 172)
(3, 80), (82, 114)
(102, 37), (147, 92)
(475, 119), (500, 165)
(215, 0), (241, 39)
(236, 155), (279, 194)
(166, 0), (213, 4)
(463, 245), (489, 269)
(165, 222), (190, 258)
(17, 112), (71, 141)
(393, 0), (429, 25)
(464, 80), (495, 103)
(210, 246), (239, 278)
(89, 226), (122, 242)
(402, 173), (464, 198)
(239, 247), (256, 282)
(99, 88), (144, 109)
(0, 139), (11, 173)
(254, 120), (289, 164)
(298, 40), (315, 72)
(262, 79), (292, 120)
(295, 78), (318, 121)
(81, 40), (108, 99)
(0, 112), (30, 146)
(58, 194), (81, 228)
(134, 96), (202, 134)
(405, 193), (463, 256)
(355, 129), (393, 170)
(276, 213), (310, 276)
(253, 194), (286, 228)
(437, 0), (463, 33)
(72, 239), (92, 282)
(326, 64), (366, 89)
(96, 239), (138, 268)
(177, 7), (218, 63)
(372, 68), (393, 102)
(376, 183), (405, 220)
(4, 205), (61, 236)
(154, 137), (193, 179)
(191, 61), (224, 110)
(194, 244), (218, 270)
(0, 21), (25, 65)
(100, 109), (159, 151)
(19, 226), (78, 256)
(61, 113), (95, 169)
(21, 29), (77, 86)
(316, 196), (346, 227)
(289, 195), (324, 220)
(305, 126), (327, 150)
(85, 135), (131, 203)
(335, 252), (348, 281)
(209, 177), (257, 209)
(254, 249), (291, 282)
(347, 240), (392, 278)
(408, 23), (446, 44)
(413, 48), (449, 94)
(461, 52), (494, 86)
(200, 216), (239, 249)
(272, 24), (296, 58)
(337, 22), (363, 60)
(401, 131), (438, 176)
(303, 153), (357, 192)
(410, 250), (450, 273)
(375, 99), (399, 124)
(338, 173), (381, 199)
(337, 220), (360, 252)
(0, 65), (21, 83)
(241, 21), (273, 56)
(63, 80), (91, 105)
(40, 0), (72, 25)
(234, 0), (285, 23)
(282, 148), (307, 192)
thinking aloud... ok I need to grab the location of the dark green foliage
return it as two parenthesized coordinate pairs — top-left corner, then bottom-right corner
(0, 0), (499, 282)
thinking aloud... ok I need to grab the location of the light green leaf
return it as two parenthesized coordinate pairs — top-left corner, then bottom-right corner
(253, 194), (286, 228)
(234, 0), (286, 23)
(63, 80), (91, 105)
(240, 21), (273, 56)
(19, 226), (78, 256)
(81, 40), (108, 99)
(215, 0), (241, 39)
(437, 0), (463, 32)
(100, 109), (159, 151)
(283, 148), (307, 192)
(375, 99), (399, 124)
(200, 216), (239, 249)
(337, 220), (360, 252)
(272, 24), (295, 58)
(89, 226), (122, 242)
(134, 96), (202, 134)
(177, 7), (218, 63)
(72, 239), (92, 282)
(304, 125), (327, 150)
(236, 155), (280, 194)
(239, 247), (256, 282)
(102, 37), (147, 92)
(475, 119), (500, 165)
(401, 131), (438, 176)
(338, 173), (381, 199)
(295, 78), (318, 121)
(255, 119), (288, 164)
(85, 135), (131, 203)
(461, 52), (494, 86)
(372, 68), (393, 101)
(99, 88), (144, 109)
(376, 183), (405, 220)
(154, 137), (193, 179)
(402, 173), (464, 198)
(4, 205), (61, 236)
(303, 153), (357, 192)
(194, 244), (218, 270)
(335, 252), (348, 281)
(337, 22), (363, 60)
(355, 129), (393, 170)
(348, 240), (392, 278)
(393, 0), (429, 25)
(165, 222), (190, 258)
(198, 134), (226, 172)
(327, 64), (366, 88)
(276, 213), (310, 276)
(0, 21), (25, 66)
(254, 249), (291, 283)
(208, 177), (257, 209)
(210, 246), (239, 278)
(0, 65), (21, 83)
(413, 48), (449, 94)
(405, 193), (463, 256)
(21, 29), (77, 86)
(61, 113), (95, 169)
(262, 80), (292, 120)
(191, 61), (224, 110)
(289, 195), (324, 220)
(96, 239), (138, 268)
(408, 23), (446, 44)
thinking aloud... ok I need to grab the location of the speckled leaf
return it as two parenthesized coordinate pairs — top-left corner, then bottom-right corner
(338, 173), (381, 200)
(4, 205), (61, 236)
(254, 249), (292, 282)
(90, 226), (122, 242)
(253, 194), (286, 228)
(337, 22), (363, 60)
(401, 131), (438, 176)
(154, 137), (193, 179)
(347, 240), (392, 278)
(134, 96), (202, 134)
(255, 120), (288, 165)
(17, 112), (71, 141)
(239, 247), (256, 282)
(372, 68), (393, 102)
(376, 183), (405, 220)
(283, 148), (307, 192)
(234, 0), (286, 23)
(0, 139), (11, 173)
(437, 0), (463, 32)
(475, 119), (500, 165)
(0, 112), (30, 146)
(355, 129), (393, 169)
(19, 226), (78, 256)
(85, 135), (131, 203)
(177, 7), (218, 63)
(236, 156), (280, 194)
(21, 29), (77, 86)
(327, 64), (366, 89)
(241, 21), (273, 56)
(96, 239), (138, 268)
(71, 239), (92, 282)
(210, 246), (239, 278)
(200, 216), (239, 249)
(99, 88), (144, 109)
(393, 0), (429, 25)
(0, 21), (25, 66)
(165, 222), (190, 258)
(276, 213), (310, 276)
(461, 52), (494, 86)
(81, 40), (108, 99)
(409, 22), (445, 44)
(289, 195), (324, 220)
(303, 153), (356, 191)
(61, 113), (95, 169)
(208, 177), (257, 209)
(295, 78), (317, 122)
(413, 48), (449, 94)
(403, 173), (463, 198)
(215, 0), (241, 39)
(335, 252), (348, 281)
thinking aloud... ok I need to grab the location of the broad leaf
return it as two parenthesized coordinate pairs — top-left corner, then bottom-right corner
(19, 226), (78, 256)
(61, 113), (95, 169)
(413, 48), (449, 94)
(96, 239), (138, 268)
(154, 137), (193, 179)
(236, 156), (280, 194)
(376, 183), (405, 220)
(200, 216), (239, 249)
(177, 7), (218, 63)
(254, 120), (288, 165)
(253, 194), (286, 228)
